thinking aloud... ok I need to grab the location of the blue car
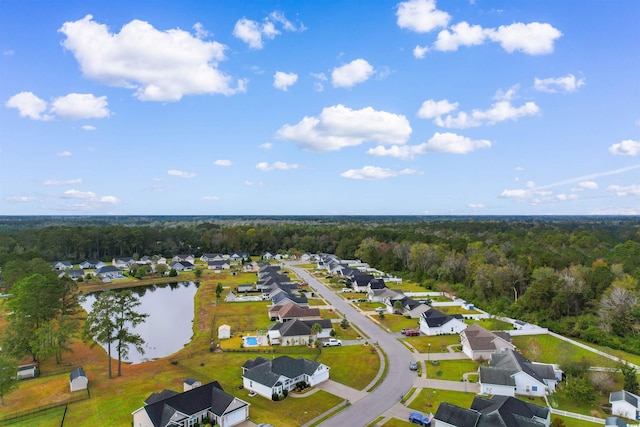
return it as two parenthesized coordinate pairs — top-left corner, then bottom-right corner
(409, 412), (431, 426)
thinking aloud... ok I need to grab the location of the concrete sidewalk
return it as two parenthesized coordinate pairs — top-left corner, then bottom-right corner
(314, 379), (368, 403)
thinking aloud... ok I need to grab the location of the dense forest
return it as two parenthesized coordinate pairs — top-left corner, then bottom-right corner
(1, 215), (639, 356)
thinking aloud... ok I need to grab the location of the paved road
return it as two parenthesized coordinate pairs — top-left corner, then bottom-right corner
(288, 264), (416, 427)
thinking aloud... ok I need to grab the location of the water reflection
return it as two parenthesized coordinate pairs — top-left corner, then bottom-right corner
(81, 281), (198, 363)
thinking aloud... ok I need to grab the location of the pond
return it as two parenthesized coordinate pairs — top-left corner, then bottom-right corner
(81, 281), (198, 363)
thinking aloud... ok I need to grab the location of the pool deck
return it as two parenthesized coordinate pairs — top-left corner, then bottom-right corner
(243, 335), (270, 347)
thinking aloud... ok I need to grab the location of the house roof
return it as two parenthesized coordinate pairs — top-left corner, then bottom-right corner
(243, 356), (323, 388)
(435, 402), (481, 427)
(606, 416), (629, 427)
(479, 366), (516, 386)
(142, 381), (247, 426)
(368, 278), (386, 290)
(272, 292), (307, 306)
(462, 324), (513, 352)
(475, 395), (549, 427)
(490, 349), (555, 384)
(301, 319), (332, 329)
(420, 308), (461, 328)
(70, 367), (86, 381)
(278, 303), (320, 319)
(610, 390), (640, 407)
(269, 319), (312, 337)
(95, 265), (121, 274)
(353, 274), (375, 287)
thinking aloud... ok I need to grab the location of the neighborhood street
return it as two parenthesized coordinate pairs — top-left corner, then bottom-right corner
(289, 265), (417, 427)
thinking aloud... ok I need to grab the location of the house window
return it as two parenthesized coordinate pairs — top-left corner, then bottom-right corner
(532, 386), (538, 391)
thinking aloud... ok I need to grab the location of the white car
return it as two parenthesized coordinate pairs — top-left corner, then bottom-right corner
(341, 288), (351, 293)
(323, 338), (342, 347)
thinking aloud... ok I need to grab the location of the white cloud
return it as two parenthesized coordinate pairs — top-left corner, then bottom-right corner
(82, 125), (96, 131)
(5, 196), (36, 203)
(607, 184), (640, 197)
(273, 71), (298, 91)
(332, 59), (374, 88)
(57, 151), (72, 157)
(99, 195), (119, 204)
(7, 91), (111, 121)
(214, 159), (232, 166)
(192, 23), (209, 39)
(201, 195), (219, 201)
(428, 96), (540, 129)
(572, 181), (598, 191)
(311, 72), (327, 92)
(515, 166), (525, 171)
(534, 74), (585, 93)
(396, 0), (450, 33)
(256, 161), (299, 172)
(62, 189), (120, 204)
(367, 132), (489, 158)
(467, 203), (485, 209)
(340, 166), (421, 180)
(417, 99), (458, 119)
(260, 142), (273, 150)
(6, 92), (51, 120)
(494, 85), (519, 101)
(277, 104), (412, 152)
(434, 22), (486, 51)
(500, 189), (529, 198)
(609, 140), (640, 156)
(413, 45), (429, 58)
(486, 22), (562, 55)
(233, 11), (303, 49)
(59, 15), (246, 101)
(423, 132), (491, 153)
(43, 178), (82, 186)
(168, 169), (196, 178)
(50, 93), (110, 119)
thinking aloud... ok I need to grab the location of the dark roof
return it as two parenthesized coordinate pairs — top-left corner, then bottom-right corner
(95, 265), (121, 274)
(610, 390), (639, 407)
(435, 402), (481, 427)
(479, 366), (516, 386)
(144, 389), (180, 405)
(606, 416), (628, 427)
(368, 278), (386, 290)
(353, 274), (375, 287)
(272, 292), (307, 306)
(142, 381), (246, 426)
(70, 367), (86, 381)
(490, 349), (555, 384)
(271, 319), (312, 337)
(421, 308), (459, 327)
(301, 319), (332, 329)
(472, 395), (549, 427)
(243, 356), (322, 388)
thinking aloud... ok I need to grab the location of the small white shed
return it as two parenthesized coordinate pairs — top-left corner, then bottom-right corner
(70, 367), (88, 392)
(183, 378), (202, 391)
(17, 364), (36, 380)
(218, 324), (231, 340)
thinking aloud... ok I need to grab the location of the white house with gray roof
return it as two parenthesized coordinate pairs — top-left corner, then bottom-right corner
(610, 390), (640, 420)
(241, 355), (329, 400)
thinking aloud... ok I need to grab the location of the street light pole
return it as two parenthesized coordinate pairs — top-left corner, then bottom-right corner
(427, 343), (431, 378)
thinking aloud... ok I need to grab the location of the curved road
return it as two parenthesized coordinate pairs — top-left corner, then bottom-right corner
(288, 264), (416, 426)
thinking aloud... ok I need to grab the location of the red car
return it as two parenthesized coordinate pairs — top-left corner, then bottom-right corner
(404, 329), (420, 336)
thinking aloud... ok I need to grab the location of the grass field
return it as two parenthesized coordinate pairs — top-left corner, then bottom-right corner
(381, 417), (415, 426)
(374, 314), (420, 332)
(511, 334), (617, 367)
(403, 334), (460, 353)
(408, 388), (475, 413)
(426, 360), (481, 381)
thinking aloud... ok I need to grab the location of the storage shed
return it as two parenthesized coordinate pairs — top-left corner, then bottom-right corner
(70, 367), (88, 392)
(218, 324), (231, 340)
(17, 364), (36, 380)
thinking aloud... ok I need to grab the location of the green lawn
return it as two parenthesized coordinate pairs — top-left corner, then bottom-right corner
(426, 360), (481, 381)
(511, 334), (617, 367)
(466, 317), (513, 331)
(354, 301), (386, 311)
(381, 418), (415, 426)
(552, 415), (603, 426)
(436, 306), (482, 316)
(403, 334), (460, 353)
(408, 389), (475, 413)
(318, 344), (380, 389)
(374, 314), (420, 332)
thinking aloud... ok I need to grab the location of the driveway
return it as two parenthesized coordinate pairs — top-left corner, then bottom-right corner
(288, 264), (416, 427)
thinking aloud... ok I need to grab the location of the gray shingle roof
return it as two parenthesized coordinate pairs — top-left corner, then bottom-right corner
(242, 356), (321, 388)
(610, 390), (640, 407)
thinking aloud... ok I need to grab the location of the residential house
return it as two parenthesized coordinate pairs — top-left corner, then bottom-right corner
(513, 320), (538, 331)
(418, 308), (467, 336)
(113, 257), (136, 269)
(271, 292), (308, 307)
(460, 323), (515, 361)
(267, 319), (331, 346)
(478, 349), (560, 397)
(262, 252), (274, 260)
(237, 284), (254, 293)
(172, 254), (195, 264)
(208, 260), (231, 271)
(51, 261), (73, 271)
(268, 302), (321, 323)
(606, 417), (629, 427)
(70, 367), (88, 392)
(169, 261), (195, 272)
(59, 269), (84, 280)
(434, 395), (550, 427)
(610, 390), (640, 420)
(156, 257), (167, 265)
(351, 274), (375, 292)
(139, 256), (153, 264)
(80, 260), (105, 270)
(94, 265), (123, 280)
(132, 381), (249, 427)
(242, 355), (329, 400)
(368, 287), (399, 303)
(201, 253), (224, 262)
(383, 295), (429, 318)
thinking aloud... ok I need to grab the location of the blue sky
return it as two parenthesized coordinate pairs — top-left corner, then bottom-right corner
(1, 0), (639, 215)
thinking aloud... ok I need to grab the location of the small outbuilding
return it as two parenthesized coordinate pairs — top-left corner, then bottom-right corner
(184, 378), (202, 392)
(17, 364), (37, 380)
(218, 324), (231, 340)
(70, 367), (88, 392)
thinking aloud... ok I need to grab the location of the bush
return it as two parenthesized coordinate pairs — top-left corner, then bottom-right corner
(272, 393), (279, 401)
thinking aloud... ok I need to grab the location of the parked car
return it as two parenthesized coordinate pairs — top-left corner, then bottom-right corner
(404, 329), (420, 336)
(341, 288), (351, 293)
(323, 338), (342, 347)
(409, 411), (431, 425)
(375, 307), (386, 313)
(401, 328), (410, 335)
(409, 361), (418, 371)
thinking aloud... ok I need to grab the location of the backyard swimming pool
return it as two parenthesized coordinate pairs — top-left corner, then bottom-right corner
(244, 336), (258, 346)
